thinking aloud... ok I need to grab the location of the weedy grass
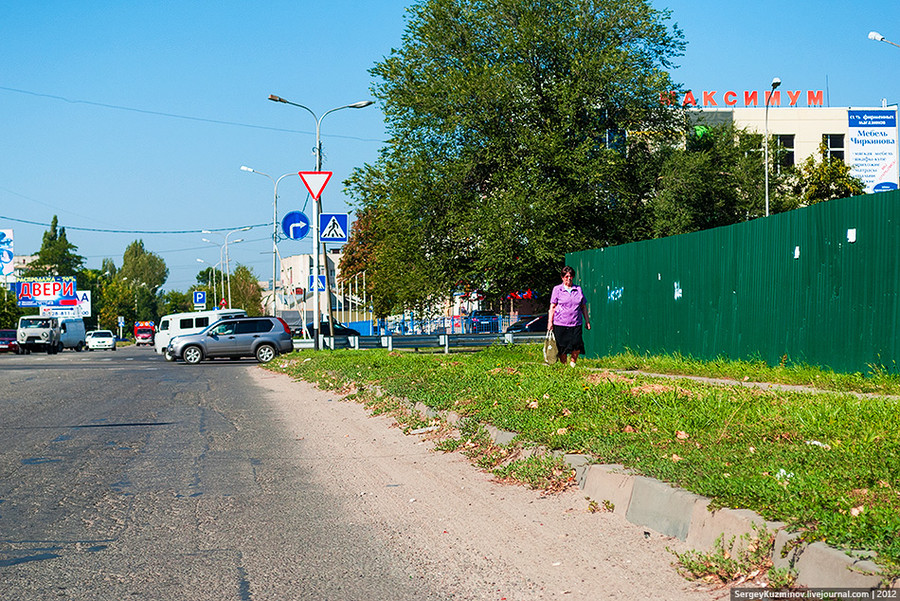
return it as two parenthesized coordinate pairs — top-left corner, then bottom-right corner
(268, 345), (900, 571)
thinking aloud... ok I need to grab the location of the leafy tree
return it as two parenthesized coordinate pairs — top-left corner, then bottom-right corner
(793, 142), (865, 205)
(97, 278), (133, 332)
(647, 123), (800, 237)
(348, 0), (686, 312)
(0, 287), (23, 328)
(23, 216), (85, 279)
(227, 264), (263, 316)
(158, 290), (192, 316)
(119, 240), (168, 292)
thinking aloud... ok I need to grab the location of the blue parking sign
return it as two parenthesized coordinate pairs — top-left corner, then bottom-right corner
(193, 290), (206, 306)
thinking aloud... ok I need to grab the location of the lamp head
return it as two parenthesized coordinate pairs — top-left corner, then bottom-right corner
(771, 77), (781, 90)
(268, 94), (287, 103)
(869, 31), (885, 41)
(240, 165), (254, 172)
(348, 100), (374, 109)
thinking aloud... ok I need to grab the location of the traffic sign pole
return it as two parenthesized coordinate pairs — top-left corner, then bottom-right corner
(299, 171), (333, 350)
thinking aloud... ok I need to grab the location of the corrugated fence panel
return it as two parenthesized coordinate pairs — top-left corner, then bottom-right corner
(570, 191), (900, 373)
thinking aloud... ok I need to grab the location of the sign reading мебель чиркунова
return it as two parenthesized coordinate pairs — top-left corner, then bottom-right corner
(848, 108), (900, 193)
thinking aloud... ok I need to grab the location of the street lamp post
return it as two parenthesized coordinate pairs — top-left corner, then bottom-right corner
(268, 94), (373, 349)
(196, 258), (220, 307)
(202, 237), (226, 308)
(240, 166), (297, 316)
(203, 227), (251, 308)
(764, 77), (781, 217)
(869, 31), (900, 49)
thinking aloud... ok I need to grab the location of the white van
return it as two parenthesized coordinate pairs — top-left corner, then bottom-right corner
(59, 318), (87, 351)
(154, 309), (246, 356)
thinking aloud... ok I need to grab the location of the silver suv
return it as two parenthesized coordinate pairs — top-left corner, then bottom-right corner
(166, 316), (293, 364)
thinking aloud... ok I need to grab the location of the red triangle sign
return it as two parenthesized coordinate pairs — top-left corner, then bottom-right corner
(298, 171), (333, 200)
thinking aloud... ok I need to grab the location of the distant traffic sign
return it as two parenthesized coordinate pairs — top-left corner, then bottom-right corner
(281, 211), (310, 240)
(319, 213), (349, 243)
(193, 290), (206, 309)
(308, 275), (327, 292)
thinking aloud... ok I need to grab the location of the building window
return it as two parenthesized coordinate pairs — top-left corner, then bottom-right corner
(823, 134), (845, 161)
(776, 134), (795, 170)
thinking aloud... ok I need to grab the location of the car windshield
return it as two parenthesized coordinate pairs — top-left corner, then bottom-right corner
(93, 332), (113, 338)
(0, 329), (15, 337)
(20, 318), (51, 328)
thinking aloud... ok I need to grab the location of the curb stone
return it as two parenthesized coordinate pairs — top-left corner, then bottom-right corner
(397, 393), (890, 589)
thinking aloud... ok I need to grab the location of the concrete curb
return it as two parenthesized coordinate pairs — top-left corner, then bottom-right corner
(440, 413), (884, 587)
(398, 395), (890, 588)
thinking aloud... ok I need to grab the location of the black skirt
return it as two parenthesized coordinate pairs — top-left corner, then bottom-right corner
(553, 324), (585, 356)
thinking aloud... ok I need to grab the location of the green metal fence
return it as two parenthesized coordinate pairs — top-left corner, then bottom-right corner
(568, 190), (900, 374)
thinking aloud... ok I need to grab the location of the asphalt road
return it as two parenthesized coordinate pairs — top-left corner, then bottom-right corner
(0, 346), (450, 600)
(0, 345), (711, 601)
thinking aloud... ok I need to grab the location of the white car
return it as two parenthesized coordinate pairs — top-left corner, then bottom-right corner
(86, 330), (117, 351)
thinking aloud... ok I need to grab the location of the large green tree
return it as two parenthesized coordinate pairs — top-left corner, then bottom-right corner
(23, 216), (85, 279)
(348, 0), (685, 312)
(648, 123), (799, 237)
(793, 142), (865, 206)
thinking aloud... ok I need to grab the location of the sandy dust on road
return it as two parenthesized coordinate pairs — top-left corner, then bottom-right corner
(249, 367), (716, 601)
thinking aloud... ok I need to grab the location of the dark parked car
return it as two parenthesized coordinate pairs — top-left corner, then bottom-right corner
(305, 321), (361, 336)
(167, 316), (293, 364)
(0, 329), (19, 353)
(505, 314), (548, 333)
(469, 310), (500, 333)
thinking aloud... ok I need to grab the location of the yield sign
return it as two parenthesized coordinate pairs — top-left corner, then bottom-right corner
(298, 171), (333, 200)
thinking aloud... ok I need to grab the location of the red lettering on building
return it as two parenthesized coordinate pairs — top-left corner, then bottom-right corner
(660, 89), (826, 108)
(61, 281), (74, 296)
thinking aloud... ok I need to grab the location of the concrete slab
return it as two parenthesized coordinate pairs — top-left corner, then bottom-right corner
(626, 476), (705, 541)
(793, 542), (883, 588)
(580, 464), (636, 516)
(686, 503), (768, 554)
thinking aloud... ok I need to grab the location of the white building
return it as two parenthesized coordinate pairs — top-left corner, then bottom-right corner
(679, 88), (899, 193)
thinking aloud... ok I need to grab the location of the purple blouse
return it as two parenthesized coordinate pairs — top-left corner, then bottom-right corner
(550, 284), (585, 327)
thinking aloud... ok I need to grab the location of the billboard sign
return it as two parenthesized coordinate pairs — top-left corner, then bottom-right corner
(41, 290), (91, 317)
(0, 229), (13, 278)
(16, 276), (79, 307)
(848, 108), (900, 193)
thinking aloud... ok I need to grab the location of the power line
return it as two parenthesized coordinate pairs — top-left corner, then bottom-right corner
(0, 214), (267, 235)
(0, 85), (386, 143)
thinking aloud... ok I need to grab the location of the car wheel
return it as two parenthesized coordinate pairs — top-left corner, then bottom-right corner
(182, 346), (204, 365)
(255, 344), (276, 363)
(164, 351), (175, 362)
(75, 342), (83, 352)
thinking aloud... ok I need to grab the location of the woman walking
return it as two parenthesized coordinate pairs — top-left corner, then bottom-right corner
(548, 266), (590, 367)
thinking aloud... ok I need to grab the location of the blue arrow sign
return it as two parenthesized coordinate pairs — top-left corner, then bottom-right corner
(282, 211), (311, 240)
(308, 275), (327, 292)
(319, 213), (349, 243)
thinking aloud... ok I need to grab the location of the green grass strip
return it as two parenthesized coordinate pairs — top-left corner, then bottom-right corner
(268, 345), (900, 572)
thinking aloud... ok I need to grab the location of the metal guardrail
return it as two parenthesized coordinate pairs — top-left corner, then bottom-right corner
(292, 331), (545, 353)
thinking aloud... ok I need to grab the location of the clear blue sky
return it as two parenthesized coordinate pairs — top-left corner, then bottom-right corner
(2, 1), (898, 291)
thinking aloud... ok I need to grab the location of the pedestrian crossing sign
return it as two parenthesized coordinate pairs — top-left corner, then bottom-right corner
(319, 213), (349, 243)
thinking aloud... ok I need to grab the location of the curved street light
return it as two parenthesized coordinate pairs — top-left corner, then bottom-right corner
(240, 166), (298, 315)
(267, 94), (374, 348)
(869, 31), (900, 49)
(203, 227), (251, 308)
(764, 77), (781, 217)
